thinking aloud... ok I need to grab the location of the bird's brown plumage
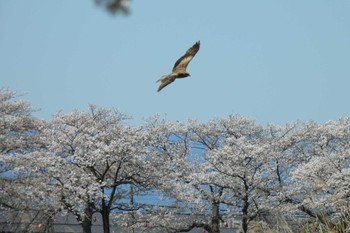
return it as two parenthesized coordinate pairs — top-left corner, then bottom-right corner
(157, 41), (200, 92)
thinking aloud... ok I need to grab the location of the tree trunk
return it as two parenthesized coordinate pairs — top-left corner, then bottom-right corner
(210, 201), (220, 233)
(241, 194), (249, 233)
(81, 204), (93, 233)
(101, 199), (110, 233)
(44, 216), (54, 233)
(81, 218), (92, 233)
(175, 201), (221, 233)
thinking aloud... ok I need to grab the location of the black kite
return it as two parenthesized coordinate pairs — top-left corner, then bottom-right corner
(156, 41), (200, 92)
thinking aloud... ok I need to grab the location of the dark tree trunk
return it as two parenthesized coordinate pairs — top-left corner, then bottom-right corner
(81, 203), (94, 233)
(241, 194), (249, 233)
(101, 199), (111, 233)
(81, 218), (92, 233)
(210, 201), (221, 233)
(44, 216), (55, 233)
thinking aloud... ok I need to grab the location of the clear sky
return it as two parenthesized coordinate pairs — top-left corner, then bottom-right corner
(1, 1), (350, 125)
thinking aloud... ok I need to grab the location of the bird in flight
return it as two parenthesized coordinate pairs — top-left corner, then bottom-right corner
(156, 41), (200, 92)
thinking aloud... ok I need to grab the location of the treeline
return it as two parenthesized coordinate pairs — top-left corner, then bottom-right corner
(1, 88), (349, 233)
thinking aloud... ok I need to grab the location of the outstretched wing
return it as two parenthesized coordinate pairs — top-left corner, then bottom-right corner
(172, 41), (200, 73)
(157, 75), (176, 92)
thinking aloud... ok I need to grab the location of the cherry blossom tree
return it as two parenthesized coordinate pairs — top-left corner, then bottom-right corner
(42, 105), (152, 233)
(0, 89), (42, 157)
(183, 118), (233, 233)
(142, 116), (280, 233)
(0, 89), (55, 232)
(136, 117), (203, 231)
(288, 119), (350, 232)
(200, 116), (274, 233)
(167, 116), (302, 233)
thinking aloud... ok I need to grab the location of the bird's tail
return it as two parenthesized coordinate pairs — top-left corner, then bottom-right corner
(156, 75), (168, 83)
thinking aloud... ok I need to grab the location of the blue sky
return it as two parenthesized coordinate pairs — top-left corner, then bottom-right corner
(1, 1), (350, 125)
